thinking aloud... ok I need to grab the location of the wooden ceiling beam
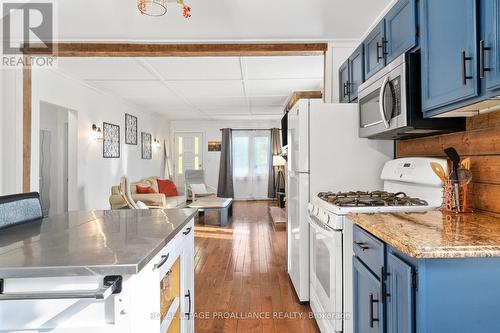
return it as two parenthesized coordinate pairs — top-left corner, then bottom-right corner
(21, 42), (328, 57)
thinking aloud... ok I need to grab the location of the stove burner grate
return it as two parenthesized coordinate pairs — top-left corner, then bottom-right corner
(317, 191), (428, 207)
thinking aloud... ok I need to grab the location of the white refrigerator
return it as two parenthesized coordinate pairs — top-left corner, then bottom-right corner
(287, 99), (394, 302)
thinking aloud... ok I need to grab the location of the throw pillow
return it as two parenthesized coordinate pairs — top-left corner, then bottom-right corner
(157, 179), (178, 197)
(136, 185), (156, 194)
(190, 183), (209, 195)
(136, 201), (150, 209)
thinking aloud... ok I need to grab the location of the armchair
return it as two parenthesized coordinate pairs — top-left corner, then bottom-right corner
(184, 169), (217, 202)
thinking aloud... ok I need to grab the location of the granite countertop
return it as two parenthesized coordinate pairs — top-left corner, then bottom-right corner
(348, 210), (500, 259)
(0, 208), (197, 278)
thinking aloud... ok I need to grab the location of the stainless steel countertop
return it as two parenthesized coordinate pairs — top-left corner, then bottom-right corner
(0, 208), (197, 278)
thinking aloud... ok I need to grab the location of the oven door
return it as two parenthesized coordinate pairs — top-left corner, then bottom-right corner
(308, 213), (343, 332)
(358, 54), (408, 138)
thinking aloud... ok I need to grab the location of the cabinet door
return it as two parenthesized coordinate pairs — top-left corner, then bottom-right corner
(386, 253), (414, 333)
(420, 0), (478, 113)
(348, 45), (365, 102)
(483, 0), (500, 91)
(339, 59), (350, 103)
(181, 220), (195, 333)
(385, 0), (417, 64)
(353, 257), (383, 333)
(364, 21), (386, 80)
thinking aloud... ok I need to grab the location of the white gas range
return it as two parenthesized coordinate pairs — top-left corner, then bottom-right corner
(308, 157), (447, 333)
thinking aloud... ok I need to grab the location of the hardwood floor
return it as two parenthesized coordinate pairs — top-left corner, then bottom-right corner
(194, 201), (320, 333)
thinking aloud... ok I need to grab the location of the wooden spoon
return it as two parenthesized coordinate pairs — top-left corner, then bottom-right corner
(430, 162), (447, 184)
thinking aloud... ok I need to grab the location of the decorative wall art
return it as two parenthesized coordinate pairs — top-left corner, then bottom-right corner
(125, 113), (138, 145)
(103, 122), (120, 158)
(208, 141), (222, 152)
(142, 132), (152, 159)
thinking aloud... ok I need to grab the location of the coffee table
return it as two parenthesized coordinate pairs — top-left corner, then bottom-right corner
(188, 197), (233, 226)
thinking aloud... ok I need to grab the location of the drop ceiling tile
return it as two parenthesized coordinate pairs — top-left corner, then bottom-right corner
(144, 57), (242, 80)
(57, 58), (156, 80)
(200, 107), (251, 115)
(244, 56), (324, 79)
(167, 80), (245, 97)
(126, 97), (189, 111)
(249, 96), (288, 107)
(157, 109), (203, 120)
(90, 80), (176, 98)
(246, 79), (322, 96)
(251, 106), (284, 115)
(189, 97), (249, 109)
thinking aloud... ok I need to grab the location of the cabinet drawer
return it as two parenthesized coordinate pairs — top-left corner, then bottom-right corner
(353, 225), (384, 278)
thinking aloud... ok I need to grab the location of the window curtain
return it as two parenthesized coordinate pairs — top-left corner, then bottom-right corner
(268, 128), (282, 198)
(217, 128), (234, 198)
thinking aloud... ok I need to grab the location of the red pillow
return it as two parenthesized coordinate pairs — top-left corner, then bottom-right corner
(157, 179), (178, 197)
(136, 185), (156, 194)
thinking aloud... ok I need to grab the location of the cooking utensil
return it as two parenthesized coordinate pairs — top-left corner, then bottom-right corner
(461, 157), (471, 170)
(430, 162), (447, 184)
(449, 168), (473, 186)
(444, 147), (461, 210)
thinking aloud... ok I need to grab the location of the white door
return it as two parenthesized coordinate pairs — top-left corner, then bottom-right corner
(174, 132), (203, 187)
(232, 130), (271, 200)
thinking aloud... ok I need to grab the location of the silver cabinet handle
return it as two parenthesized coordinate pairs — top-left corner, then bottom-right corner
(378, 76), (390, 129)
(154, 254), (170, 270)
(0, 275), (122, 301)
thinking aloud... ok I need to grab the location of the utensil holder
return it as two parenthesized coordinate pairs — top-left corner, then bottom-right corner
(443, 179), (472, 213)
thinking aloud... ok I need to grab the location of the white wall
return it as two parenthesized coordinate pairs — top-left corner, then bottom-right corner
(170, 119), (280, 190)
(31, 69), (170, 211)
(0, 68), (24, 196)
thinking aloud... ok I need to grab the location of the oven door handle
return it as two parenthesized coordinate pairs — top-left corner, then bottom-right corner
(378, 76), (391, 129)
(308, 214), (333, 233)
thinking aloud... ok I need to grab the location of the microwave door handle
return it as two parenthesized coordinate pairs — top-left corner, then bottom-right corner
(378, 76), (390, 129)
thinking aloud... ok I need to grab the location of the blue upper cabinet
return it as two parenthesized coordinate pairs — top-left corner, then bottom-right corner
(348, 44), (364, 102)
(420, 0), (479, 113)
(483, 0), (500, 91)
(363, 21), (386, 80)
(339, 59), (350, 103)
(353, 257), (383, 333)
(386, 252), (415, 333)
(385, 0), (417, 64)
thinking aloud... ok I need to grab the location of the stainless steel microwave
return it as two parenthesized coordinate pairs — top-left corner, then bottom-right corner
(358, 52), (465, 139)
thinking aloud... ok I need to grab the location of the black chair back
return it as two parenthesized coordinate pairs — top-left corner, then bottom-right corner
(0, 192), (43, 229)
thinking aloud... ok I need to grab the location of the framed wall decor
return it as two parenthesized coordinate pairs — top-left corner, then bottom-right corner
(142, 132), (152, 159)
(125, 113), (138, 145)
(208, 141), (222, 152)
(103, 122), (120, 158)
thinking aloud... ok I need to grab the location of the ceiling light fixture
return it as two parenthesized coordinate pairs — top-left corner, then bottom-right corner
(137, 0), (191, 18)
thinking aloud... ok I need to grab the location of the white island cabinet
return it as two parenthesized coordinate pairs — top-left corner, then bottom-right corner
(0, 210), (196, 333)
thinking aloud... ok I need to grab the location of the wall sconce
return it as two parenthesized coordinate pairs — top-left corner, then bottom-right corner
(153, 138), (162, 149)
(91, 124), (103, 141)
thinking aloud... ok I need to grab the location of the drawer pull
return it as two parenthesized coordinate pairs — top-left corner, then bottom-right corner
(183, 227), (192, 235)
(369, 293), (380, 328)
(461, 50), (473, 85)
(354, 241), (369, 251)
(154, 254), (169, 270)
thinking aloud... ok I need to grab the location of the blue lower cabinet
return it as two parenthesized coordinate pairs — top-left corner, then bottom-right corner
(420, 0), (478, 114)
(483, 0), (500, 91)
(386, 252), (414, 333)
(353, 257), (384, 333)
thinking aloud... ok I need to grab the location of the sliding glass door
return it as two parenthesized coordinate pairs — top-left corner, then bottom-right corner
(232, 130), (271, 200)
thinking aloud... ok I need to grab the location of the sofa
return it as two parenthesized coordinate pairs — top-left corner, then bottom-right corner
(109, 176), (186, 210)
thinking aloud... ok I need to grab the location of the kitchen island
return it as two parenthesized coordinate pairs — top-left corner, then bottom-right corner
(0, 208), (197, 333)
(347, 210), (500, 333)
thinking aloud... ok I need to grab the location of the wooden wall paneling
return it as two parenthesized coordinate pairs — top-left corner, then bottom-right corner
(23, 59), (32, 193)
(396, 111), (500, 214)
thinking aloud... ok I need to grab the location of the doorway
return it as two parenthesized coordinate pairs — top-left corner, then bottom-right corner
(232, 130), (271, 200)
(174, 132), (204, 188)
(39, 102), (72, 216)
